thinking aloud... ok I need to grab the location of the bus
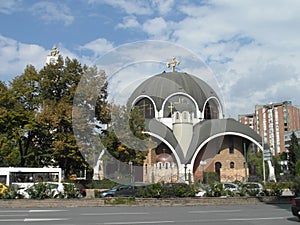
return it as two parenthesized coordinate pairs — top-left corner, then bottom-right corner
(0, 167), (62, 189)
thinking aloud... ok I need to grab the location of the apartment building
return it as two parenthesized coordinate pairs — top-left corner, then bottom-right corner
(239, 101), (300, 155)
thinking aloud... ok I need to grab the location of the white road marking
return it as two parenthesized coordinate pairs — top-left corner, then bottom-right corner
(189, 209), (242, 213)
(29, 209), (68, 213)
(24, 218), (70, 222)
(0, 214), (28, 217)
(103, 221), (174, 225)
(228, 217), (285, 221)
(0, 219), (24, 222)
(0, 210), (28, 213)
(82, 212), (149, 216)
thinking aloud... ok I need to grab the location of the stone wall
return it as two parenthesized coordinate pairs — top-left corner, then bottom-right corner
(0, 196), (292, 208)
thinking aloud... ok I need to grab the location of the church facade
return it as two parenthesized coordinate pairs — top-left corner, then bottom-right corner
(127, 69), (263, 183)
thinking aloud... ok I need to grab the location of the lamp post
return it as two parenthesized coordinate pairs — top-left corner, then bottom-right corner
(262, 136), (266, 183)
(260, 106), (269, 183)
(129, 161), (133, 183)
(200, 160), (207, 183)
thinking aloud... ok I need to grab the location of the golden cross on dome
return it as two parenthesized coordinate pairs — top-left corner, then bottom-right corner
(167, 57), (180, 72)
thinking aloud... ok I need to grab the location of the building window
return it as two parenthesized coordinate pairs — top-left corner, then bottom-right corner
(229, 147), (234, 154)
(135, 98), (155, 118)
(230, 162), (235, 169)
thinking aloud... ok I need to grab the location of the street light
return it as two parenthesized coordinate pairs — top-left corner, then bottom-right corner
(260, 106), (270, 183)
(262, 136), (266, 183)
(200, 160), (207, 183)
(129, 161), (133, 183)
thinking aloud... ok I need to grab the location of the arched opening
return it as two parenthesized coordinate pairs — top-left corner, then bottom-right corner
(204, 99), (219, 119)
(163, 94), (196, 118)
(215, 162), (222, 179)
(134, 98), (155, 118)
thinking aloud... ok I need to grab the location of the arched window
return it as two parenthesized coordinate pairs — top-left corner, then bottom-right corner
(230, 162), (235, 169)
(215, 162), (222, 179)
(204, 99), (219, 119)
(163, 94), (196, 117)
(134, 98), (155, 118)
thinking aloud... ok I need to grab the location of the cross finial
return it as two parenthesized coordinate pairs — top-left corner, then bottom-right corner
(167, 57), (180, 72)
(50, 45), (59, 56)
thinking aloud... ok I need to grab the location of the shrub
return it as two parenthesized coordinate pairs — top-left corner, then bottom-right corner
(63, 183), (82, 199)
(291, 177), (300, 196)
(264, 182), (284, 196)
(27, 183), (50, 199)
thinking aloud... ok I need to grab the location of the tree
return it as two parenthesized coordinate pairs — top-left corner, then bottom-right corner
(38, 57), (86, 177)
(0, 81), (20, 166)
(288, 132), (300, 177)
(1, 65), (47, 167)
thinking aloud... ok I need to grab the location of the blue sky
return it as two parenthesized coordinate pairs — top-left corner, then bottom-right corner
(1, 0), (300, 118)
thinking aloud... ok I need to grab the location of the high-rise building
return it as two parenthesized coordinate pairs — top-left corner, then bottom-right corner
(239, 101), (300, 155)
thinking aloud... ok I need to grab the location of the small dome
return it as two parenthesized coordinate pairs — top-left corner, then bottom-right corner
(156, 153), (174, 163)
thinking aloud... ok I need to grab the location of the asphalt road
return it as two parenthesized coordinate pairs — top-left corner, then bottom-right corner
(0, 203), (298, 225)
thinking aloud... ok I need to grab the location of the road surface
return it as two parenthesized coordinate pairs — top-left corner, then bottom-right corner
(0, 203), (297, 225)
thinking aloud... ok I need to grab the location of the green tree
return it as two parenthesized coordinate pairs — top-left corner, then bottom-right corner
(38, 57), (86, 176)
(0, 81), (20, 166)
(1, 65), (47, 167)
(288, 132), (300, 177)
(101, 105), (151, 165)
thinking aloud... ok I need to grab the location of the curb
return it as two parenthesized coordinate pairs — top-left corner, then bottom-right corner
(0, 196), (293, 208)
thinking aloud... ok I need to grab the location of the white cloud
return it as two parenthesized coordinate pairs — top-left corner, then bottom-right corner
(142, 17), (171, 39)
(79, 38), (114, 58)
(155, 1), (300, 118)
(117, 16), (140, 29)
(88, 0), (151, 15)
(31, 1), (74, 26)
(151, 0), (174, 15)
(0, 35), (47, 81)
(0, 0), (20, 14)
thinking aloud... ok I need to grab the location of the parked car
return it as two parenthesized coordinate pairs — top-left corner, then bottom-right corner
(195, 187), (209, 197)
(240, 182), (265, 196)
(198, 183), (239, 197)
(100, 184), (145, 198)
(292, 198), (300, 219)
(216, 182), (240, 194)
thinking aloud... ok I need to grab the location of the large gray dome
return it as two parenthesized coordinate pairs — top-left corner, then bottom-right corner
(128, 71), (220, 112)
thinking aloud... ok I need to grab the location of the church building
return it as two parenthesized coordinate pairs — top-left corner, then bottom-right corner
(127, 59), (263, 183)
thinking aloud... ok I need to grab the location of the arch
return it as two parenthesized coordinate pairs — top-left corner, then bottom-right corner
(142, 131), (181, 166)
(162, 92), (199, 118)
(215, 162), (222, 179)
(131, 95), (158, 118)
(202, 96), (223, 119)
(191, 131), (263, 173)
(202, 97), (223, 119)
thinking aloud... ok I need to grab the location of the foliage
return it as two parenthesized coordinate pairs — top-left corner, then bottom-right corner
(100, 105), (151, 167)
(135, 183), (196, 198)
(288, 132), (300, 177)
(204, 172), (219, 184)
(0, 187), (18, 199)
(264, 182), (284, 196)
(62, 183), (82, 199)
(296, 160), (300, 177)
(291, 177), (300, 196)
(0, 56), (110, 178)
(26, 183), (52, 199)
(86, 179), (117, 189)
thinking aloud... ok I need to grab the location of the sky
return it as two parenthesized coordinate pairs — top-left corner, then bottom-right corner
(1, 0), (300, 119)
